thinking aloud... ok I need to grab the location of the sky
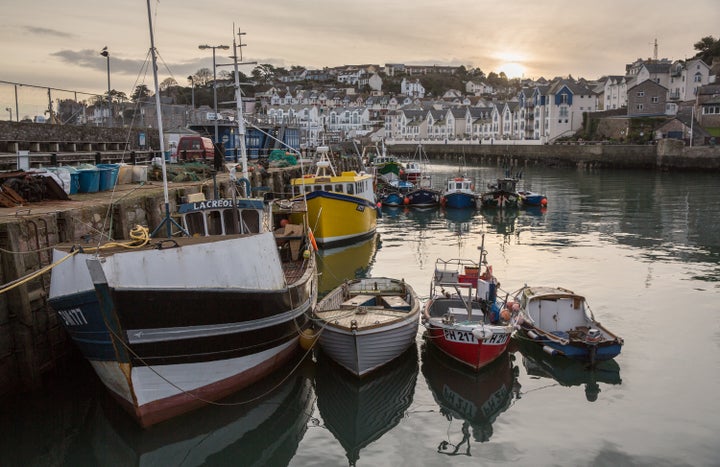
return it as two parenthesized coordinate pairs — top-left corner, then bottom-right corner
(1, 0), (718, 117)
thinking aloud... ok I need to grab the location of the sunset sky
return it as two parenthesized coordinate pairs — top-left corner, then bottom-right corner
(1, 0), (718, 117)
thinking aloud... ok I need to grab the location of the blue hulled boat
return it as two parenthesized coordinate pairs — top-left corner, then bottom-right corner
(513, 286), (623, 365)
(441, 176), (477, 209)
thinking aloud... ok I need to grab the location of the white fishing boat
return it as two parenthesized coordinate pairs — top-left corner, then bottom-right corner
(313, 277), (420, 377)
(47, 6), (318, 427)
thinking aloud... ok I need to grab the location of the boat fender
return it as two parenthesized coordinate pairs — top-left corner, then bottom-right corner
(542, 345), (558, 356)
(299, 328), (318, 350)
(308, 229), (318, 251)
(403, 197), (410, 205)
(527, 330), (539, 339)
(472, 328), (492, 340)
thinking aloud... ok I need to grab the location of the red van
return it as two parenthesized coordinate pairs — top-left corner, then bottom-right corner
(176, 136), (215, 161)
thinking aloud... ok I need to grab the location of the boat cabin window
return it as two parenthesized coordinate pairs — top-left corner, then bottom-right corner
(346, 184), (354, 194)
(207, 211), (223, 235)
(334, 184), (343, 192)
(324, 185), (332, 191)
(314, 185), (322, 191)
(184, 212), (205, 236)
(183, 208), (261, 236)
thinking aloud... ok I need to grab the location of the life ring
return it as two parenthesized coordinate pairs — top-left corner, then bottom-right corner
(308, 228), (319, 251)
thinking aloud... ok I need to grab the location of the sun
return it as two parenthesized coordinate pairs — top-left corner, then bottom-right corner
(497, 62), (526, 79)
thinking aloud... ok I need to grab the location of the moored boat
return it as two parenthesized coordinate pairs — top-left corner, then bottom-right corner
(518, 189), (548, 207)
(441, 175), (477, 209)
(513, 285), (624, 364)
(479, 177), (520, 209)
(47, 12), (318, 428)
(313, 277), (421, 376)
(378, 178), (414, 207)
(422, 239), (517, 371)
(289, 146), (377, 247)
(403, 143), (429, 184)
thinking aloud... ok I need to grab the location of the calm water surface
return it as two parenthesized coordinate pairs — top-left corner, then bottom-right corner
(2, 162), (719, 466)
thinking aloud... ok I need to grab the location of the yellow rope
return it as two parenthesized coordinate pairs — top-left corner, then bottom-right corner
(0, 225), (150, 295)
(0, 249), (79, 295)
(82, 225), (151, 252)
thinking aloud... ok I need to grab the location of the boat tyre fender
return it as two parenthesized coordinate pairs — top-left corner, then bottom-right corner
(236, 177), (251, 196)
(155, 239), (179, 250)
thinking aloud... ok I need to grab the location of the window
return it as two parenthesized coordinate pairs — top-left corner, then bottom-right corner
(637, 91), (645, 97)
(636, 104), (644, 111)
(651, 96), (659, 103)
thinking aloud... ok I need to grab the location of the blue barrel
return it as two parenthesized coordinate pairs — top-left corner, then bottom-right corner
(98, 168), (113, 191)
(97, 164), (119, 188)
(69, 172), (80, 194)
(78, 169), (100, 193)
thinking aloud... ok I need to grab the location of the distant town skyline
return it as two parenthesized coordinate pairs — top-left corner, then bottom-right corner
(1, 0), (718, 117)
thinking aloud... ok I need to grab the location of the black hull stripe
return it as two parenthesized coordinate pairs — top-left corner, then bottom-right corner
(111, 281), (314, 330)
(128, 316), (308, 367)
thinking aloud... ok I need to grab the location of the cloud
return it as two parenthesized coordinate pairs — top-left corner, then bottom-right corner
(49, 48), (214, 89)
(22, 26), (73, 38)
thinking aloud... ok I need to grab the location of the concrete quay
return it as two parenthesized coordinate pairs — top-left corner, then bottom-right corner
(386, 138), (720, 171)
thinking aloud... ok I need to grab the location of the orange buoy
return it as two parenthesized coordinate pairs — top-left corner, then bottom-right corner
(403, 197), (410, 205)
(308, 228), (319, 251)
(541, 198), (548, 206)
(500, 308), (511, 322)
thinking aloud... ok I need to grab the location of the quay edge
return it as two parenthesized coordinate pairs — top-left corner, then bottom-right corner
(383, 139), (720, 171)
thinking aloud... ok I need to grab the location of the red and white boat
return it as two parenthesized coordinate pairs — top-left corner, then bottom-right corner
(422, 240), (517, 371)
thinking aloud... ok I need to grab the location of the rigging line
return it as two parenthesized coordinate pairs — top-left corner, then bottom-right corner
(0, 249), (79, 295)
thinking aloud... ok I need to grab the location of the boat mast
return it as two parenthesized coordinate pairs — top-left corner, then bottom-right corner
(146, 0), (184, 238)
(231, 24), (250, 184)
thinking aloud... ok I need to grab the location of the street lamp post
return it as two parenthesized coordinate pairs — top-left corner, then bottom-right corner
(100, 46), (111, 126)
(5, 107), (11, 121)
(188, 75), (195, 109)
(198, 44), (229, 145)
(187, 75), (195, 124)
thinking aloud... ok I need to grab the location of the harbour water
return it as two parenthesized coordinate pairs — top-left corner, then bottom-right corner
(2, 161), (719, 466)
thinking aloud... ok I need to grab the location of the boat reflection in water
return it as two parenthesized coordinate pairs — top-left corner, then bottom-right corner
(516, 338), (622, 402)
(421, 343), (518, 457)
(442, 207), (475, 235)
(481, 207), (519, 237)
(316, 233), (379, 295)
(87, 357), (315, 466)
(315, 345), (418, 465)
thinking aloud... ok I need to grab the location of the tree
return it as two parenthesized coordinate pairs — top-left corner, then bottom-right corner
(131, 84), (152, 102)
(160, 77), (178, 91)
(252, 64), (276, 83)
(693, 35), (720, 64)
(192, 68), (213, 86)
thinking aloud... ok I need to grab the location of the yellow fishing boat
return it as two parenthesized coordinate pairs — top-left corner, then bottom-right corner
(290, 146), (377, 247)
